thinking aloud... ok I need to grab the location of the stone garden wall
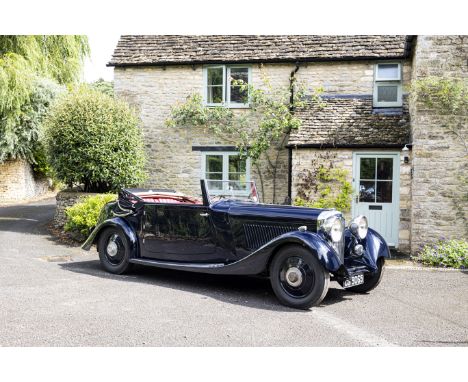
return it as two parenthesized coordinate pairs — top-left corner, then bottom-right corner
(0, 159), (50, 203)
(54, 190), (99, 228)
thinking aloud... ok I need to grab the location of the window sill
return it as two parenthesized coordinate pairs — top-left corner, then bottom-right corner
(372, 107), (404, 115)
(204, 103), (250, 109)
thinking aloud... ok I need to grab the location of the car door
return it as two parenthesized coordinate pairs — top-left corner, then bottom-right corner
(139, 203), (222, 262)
(352, 153), (400, 247)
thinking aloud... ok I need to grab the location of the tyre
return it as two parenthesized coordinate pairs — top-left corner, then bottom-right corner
(347, 258), (385, 293)
(269, 245), (330, 310)
(97, 227), (134, 274)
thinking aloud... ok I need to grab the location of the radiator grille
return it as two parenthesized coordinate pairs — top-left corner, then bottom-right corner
(243, 224), (300, 250)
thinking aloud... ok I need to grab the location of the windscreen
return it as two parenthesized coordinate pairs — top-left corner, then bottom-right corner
(205, 180), (259, 203)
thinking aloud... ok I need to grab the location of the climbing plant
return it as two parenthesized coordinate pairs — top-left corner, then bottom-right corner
(411, 76), (468, 235)
(293, 153), (353, 212)
(166, 70), (323, 203)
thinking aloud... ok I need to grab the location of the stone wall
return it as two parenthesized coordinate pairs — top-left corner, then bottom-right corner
(54, 191), (99, 228)
(410, 35), (468, 253)
(114, 60), (411, 204)
(0, 159), (50, 203)
(291, 148), (412, 252)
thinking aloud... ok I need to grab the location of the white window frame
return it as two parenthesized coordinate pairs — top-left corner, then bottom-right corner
(203, 65), (251, 108)
(373, 62), (403, 108)
(201, 151), (251, 195)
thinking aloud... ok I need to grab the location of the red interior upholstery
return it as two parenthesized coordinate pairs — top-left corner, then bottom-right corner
(139, 194), (202, 205)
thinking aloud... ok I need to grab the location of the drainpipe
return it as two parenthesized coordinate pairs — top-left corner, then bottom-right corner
(287, 62), (300, 203)
(289, 62), (300, 111)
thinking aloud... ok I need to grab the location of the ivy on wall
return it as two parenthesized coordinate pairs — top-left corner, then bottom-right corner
(411, 76), (468, 236)
(294, 153), (352, 212)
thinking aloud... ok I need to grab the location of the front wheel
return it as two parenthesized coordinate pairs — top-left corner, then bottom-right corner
(347, 258), (385, 293)
(269, 245), (330, 310)
(98, 227), (134, 275)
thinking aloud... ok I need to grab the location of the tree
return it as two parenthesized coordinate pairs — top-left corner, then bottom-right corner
(0, 78), (64, 163)
(167, 73), (322, 203)
(0, 35), (89, 163)
(45, 86), (147, 192)
(90, 78), (114, 97)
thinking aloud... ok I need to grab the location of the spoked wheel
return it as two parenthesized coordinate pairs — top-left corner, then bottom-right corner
(269, 245), (329, 310)
(347, 257), (385, 293)
(98, 227), (133, 274)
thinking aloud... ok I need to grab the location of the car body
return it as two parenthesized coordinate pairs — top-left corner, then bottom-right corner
(83, 180), (390, 309)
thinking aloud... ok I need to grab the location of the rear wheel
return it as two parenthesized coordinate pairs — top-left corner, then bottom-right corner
(98, 227), (133, 274)
(269, 245), (329, 310)
(348, 258), (385, 293)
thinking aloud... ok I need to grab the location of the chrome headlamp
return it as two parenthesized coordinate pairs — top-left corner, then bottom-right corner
(350, 215), (368, 239)
(317, 211), (344, 243)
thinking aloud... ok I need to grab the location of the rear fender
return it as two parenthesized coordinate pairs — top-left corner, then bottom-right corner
(81, 217), (138, 258)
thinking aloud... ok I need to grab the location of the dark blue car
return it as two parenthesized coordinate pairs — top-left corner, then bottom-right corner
(83, 180), (390, 309)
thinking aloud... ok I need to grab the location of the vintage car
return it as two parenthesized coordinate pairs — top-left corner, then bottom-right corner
(82, 180), (390, 309)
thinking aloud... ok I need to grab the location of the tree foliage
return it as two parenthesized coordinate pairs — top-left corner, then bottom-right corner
(45, 86), (147, 192)
(90, 78), (114, 97)
(0, 78), (64, 163)
(0, 35), (89, 163)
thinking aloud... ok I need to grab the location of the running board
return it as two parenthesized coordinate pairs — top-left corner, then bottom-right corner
(129, 256), (263, 276)
(130, 258), (227, 273)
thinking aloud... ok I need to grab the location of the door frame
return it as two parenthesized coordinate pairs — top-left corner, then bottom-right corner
(351, 151), (400, 248)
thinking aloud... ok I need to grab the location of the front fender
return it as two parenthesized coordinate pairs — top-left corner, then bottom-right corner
(344, 228), (391, 272)
(225, 230), (342, 275)
(363, 228), (391, 266)
(81, 217), (138, 258)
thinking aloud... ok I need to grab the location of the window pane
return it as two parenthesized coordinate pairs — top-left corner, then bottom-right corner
(230, 86), (249, 104)
(377, 181), (392, 203)
(230, 68), (249, 104)
(359, 181), (376, 202)
(207, 86), (223, 104)
(360, 158), (375, 179)
(206, 155), (223, 173)
(377, 85), (398, 102)
(207, 67), (223, 86)
(377, 64), (399, 80)
(377, 158), (393, 180)
(230, 67), (249, 83)
(229, 155), (246, 173)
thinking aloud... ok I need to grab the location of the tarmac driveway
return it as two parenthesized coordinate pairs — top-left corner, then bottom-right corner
(0, 198), (467, 346)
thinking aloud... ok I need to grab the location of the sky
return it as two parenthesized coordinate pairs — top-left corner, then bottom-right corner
(83, 34), (121, 83)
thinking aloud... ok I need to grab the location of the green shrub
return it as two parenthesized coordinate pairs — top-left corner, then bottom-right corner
(65, 194), (116, 236)
(418, 239), (468, 269)
(45, 86), (146, 192)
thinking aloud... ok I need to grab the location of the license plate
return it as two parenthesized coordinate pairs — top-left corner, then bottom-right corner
(343, 274), (364, 288)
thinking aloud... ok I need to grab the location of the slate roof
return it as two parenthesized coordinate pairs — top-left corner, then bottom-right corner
(109, 35), (413, 66)
(288, 96), (411, 147)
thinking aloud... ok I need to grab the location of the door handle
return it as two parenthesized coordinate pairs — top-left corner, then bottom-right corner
(199, 212), (209, 217)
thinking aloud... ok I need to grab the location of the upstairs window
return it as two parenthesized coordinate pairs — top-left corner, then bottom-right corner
(373, 63), (402, 107)
(204, 65), (251, 107)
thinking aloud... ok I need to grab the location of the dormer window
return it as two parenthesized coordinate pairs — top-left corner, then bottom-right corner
(373, 63), (402, 107)
(204, 65), (251, 108)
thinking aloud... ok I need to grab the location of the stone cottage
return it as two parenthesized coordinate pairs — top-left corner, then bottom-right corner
(109, 35), (467, 254)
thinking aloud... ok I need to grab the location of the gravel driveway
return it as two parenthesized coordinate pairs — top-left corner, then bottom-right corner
(0, 198), (467, 346)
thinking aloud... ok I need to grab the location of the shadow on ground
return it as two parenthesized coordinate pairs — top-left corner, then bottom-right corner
(60, 259), (356, 312)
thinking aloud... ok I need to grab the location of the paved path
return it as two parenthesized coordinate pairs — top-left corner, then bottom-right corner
(0, 198), (467, 346)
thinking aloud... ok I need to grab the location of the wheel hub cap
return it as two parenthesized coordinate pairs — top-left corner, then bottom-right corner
(106, 240), (118, 257)
(285, 267), (303, 287)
